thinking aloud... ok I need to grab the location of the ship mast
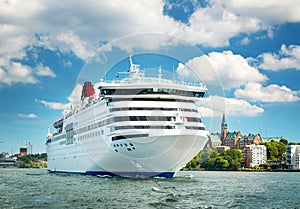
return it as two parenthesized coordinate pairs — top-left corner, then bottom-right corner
(129, 55), (141, 79)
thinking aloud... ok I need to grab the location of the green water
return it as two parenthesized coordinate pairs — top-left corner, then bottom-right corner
(0, 168), (299, 208)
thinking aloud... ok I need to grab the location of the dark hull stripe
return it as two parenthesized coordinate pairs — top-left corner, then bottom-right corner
(48, 170), (175, 178)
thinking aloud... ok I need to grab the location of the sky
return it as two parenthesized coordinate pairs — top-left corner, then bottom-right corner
(0, 0), (300, 154)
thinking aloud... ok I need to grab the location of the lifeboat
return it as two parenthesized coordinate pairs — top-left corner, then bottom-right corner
(53, 118), (63, 129)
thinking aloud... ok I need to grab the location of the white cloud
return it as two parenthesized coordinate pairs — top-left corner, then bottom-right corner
(36, 81), (99, 114)
(0, 0), (291, 62)
(240, 37), (250, 46)
(18, 113), (37, 118)
(198, 95), (264, 117)
(1, 0), (299, 87)
(0, 57), (56, 85)
(67, 84), (83, 104)
(185, 5), (261, 47)
(0, 58), (38, 85)
(258, 44), (300, 71)
(177, 51), (267, 89)
(35, 99), (70, 110)
(34, 64), (56, 78)
(211, 0), (300, 25)
(234, 82), (300, 102)
(52, 32), (94, 60)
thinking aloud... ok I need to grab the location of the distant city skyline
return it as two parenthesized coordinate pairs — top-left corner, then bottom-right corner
(1, 1), (300, 153)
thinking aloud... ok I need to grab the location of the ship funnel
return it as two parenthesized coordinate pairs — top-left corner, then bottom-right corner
(81, 81), (95, 100)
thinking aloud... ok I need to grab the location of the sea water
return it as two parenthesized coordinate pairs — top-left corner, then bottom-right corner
(0, 168), (299, 208)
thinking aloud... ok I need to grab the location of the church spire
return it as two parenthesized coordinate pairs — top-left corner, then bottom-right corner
(221, 113), (227, 127)
(221, 113), (227, 145)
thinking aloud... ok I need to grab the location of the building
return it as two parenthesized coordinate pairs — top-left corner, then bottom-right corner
(224, 131), (243, 148)
(221, 114), (227, 145)
(216, 146), (230, 152)
(0, 152), (9, 160)
(286, 145), (300, 170)
(19, 147), (28, 156)
(262, 136), (282, 143)
(0, 152), (16, 167)
(209, 133), (222, 147)
(220, 114), (262, 149)
(244, 144), (267, 167)
(237, 134), (263, 149)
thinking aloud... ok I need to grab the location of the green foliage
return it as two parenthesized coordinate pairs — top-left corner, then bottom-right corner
(263, 162), (271, 169)
(214, 157), (229, 169)
(18, 153), (47, 168)
(263, 141), (285, 160)
(185, 154), (200, 169)
(279, 138), (288, 145)
(200, 148), (244, 171)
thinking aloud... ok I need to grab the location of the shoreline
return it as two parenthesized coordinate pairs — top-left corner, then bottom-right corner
(183, 168), (300, 172)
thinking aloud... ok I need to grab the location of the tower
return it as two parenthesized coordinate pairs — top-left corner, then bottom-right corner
(221, 113), (227, 145)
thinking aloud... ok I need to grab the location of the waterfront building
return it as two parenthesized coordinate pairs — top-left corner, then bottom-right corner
(237, 134), (262, 149)
(0, 152), (9, 160)
(244, 144), (267, 167)
(286, 145), (300, 170)
(0, 152), (16, 167)
(209, 133), (222, 147)
(223, 131), (243, 148)
(220, 114), (262, 149)
(19, 147), (28, 156)
(262, 136), (282, 143)
(216, 146), (230, 152)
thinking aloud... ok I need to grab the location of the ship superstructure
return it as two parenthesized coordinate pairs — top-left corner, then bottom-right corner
(46, 56), (209, 178)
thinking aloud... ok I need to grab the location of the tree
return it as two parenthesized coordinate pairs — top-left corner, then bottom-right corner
(280, 138), (288, 145)
(185, 154), (200, 169)
(214, 157), (229, 170)
(220, 148), (243, 170)
(264, 141), (286, 160)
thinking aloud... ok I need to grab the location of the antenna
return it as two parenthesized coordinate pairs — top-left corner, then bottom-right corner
(172, 65), (175, 83)
(129, 55), (134, 72)
(128, 55), (141, 78)
(158, 65), (162, 79)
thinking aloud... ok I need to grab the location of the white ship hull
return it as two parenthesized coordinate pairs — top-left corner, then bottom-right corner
(47, 57), (209, 178)
(47, 131), (208, 177)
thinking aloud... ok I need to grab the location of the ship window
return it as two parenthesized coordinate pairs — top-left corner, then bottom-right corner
(115, 125), (175, 130)
(124, 143), (128, 146)
(111, 98), (194, 103)
(115, 149), (118, 152)
(112, 134), (148, 141)
(193, 91), (205, 97)
(185, 126), (205, 130)
(186, 117), (201, 122)
(127, 148), (132, 151)
(129, 143), (133, 146)
(110, 107), (198, 113)
(129, 116), (137, 121)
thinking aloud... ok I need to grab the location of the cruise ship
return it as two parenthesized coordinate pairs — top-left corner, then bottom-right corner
(46, 56), (209, 178)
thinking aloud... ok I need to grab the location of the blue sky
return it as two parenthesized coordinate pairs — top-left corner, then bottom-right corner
(1, 0), (300, 153)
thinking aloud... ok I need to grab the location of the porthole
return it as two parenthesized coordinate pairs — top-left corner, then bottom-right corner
(129, 143), (133, 146)
(124, 143), (128, 146)
(115, 149), (118, 152)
